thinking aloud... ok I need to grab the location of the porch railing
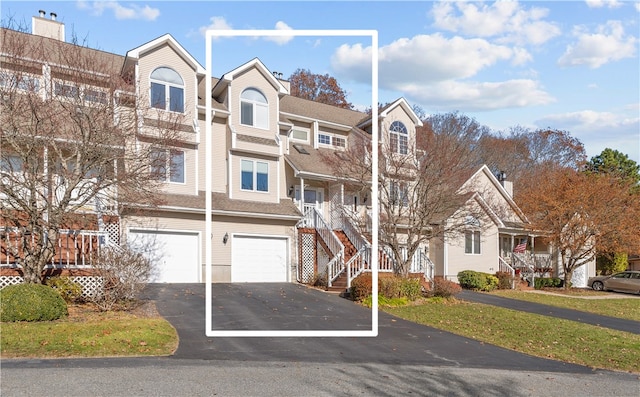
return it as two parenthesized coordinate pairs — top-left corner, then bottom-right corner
(498, 257), (516, 289)
(300, 207), (344, 287)
(1, 228), (111, 268)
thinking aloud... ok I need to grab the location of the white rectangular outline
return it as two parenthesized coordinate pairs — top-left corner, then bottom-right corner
(206, 29), (378, 337)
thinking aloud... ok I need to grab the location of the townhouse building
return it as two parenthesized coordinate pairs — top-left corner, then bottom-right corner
(1, 12), (594, 289)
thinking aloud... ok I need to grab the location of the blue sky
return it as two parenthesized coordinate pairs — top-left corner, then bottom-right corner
(2, 1), (639, 162)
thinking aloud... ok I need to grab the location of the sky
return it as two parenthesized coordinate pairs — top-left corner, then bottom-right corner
(2, 1), (639, 163)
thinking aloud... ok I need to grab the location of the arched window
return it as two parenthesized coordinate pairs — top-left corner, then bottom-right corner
(240, 88), (268, 129)
(150, 67), (184, 113)
(389, 121), (408, 154)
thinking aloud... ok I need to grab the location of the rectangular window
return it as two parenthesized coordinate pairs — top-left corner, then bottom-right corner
(150, 82), (166, 110)
(292, 129), (308, 141)
(0, 155), (23, 173)
(150, 149), (167, 181)
(389, 181), (408, 207)
(333, 137), (346, 148)
(169, 150), (185, 183)
(318, 134), (331, 145)
(241, 159), (269, 192)
(241, 102), (254, 126)
(85, 89), (107, 104)
(55, 82), (79, 98)
(465, 231), (481, 254)
(150, 149), (184, 183)
(169, 86), (184, 112)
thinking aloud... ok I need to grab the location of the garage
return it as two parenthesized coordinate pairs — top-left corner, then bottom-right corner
(231, 235), (288, 282)
(128, 229), (200, 283)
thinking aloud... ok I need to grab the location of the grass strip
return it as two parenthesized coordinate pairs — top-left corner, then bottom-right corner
(385, 299), (640, 373)
(1, 314), (178, 358)
(490, 290), (640, 321)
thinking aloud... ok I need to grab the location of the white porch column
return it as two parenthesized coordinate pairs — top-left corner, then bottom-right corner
(299, 178), (305, 213)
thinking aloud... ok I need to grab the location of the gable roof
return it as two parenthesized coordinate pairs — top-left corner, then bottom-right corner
(460, 165), (529, 225)
(358, 97), (424, 129)
(124, 34), (205, 75)
(211, 58), (288, 97)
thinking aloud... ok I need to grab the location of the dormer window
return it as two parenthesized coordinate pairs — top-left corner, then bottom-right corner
(389, 121), (408, 154)
(240, 88), (268, 129)
(150, 67), (184, 113)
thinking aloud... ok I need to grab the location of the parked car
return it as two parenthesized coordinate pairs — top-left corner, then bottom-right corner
(588, 271), (640, 294)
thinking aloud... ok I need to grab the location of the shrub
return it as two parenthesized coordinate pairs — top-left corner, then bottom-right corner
(457, 270), (498, 291)
(350, 273), (373, 302)
(429, 277), (462, 298)
(495, 271), (514, 290)
(91, 244), (155, 311)
(362, 294), (409, 308)
(534, 277), (563, 289)
(350, 274), (422, 302)
(0, 283), (68, 322)
(46, 276), (83, 303)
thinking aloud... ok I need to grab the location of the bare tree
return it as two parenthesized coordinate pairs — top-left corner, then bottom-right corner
(323, 112), (489, 277)
(1, 25), (184, 283)
(517, 167), (640, 288)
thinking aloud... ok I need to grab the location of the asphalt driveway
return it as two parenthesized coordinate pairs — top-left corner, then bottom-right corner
(144, 283), (596, 372)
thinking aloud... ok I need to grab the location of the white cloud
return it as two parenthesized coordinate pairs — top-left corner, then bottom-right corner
(585, 0), (623, 9)
(430, 1), (561, 46)
(402, 79), (555, 111)
(330, 33), (546, 110)
(196, 16), (233, 38)
(77, 1), (159, 21)
(558, 20), (637, 68)
(535, 109), (640, 161)
(264, 21), (294, 45)
(332, 34), (526, 86)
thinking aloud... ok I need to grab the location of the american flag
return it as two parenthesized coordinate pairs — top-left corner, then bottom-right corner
(513, 242), (527, 253)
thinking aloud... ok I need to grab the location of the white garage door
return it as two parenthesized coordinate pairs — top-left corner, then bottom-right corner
(232, 235), (288, 282)
(128, 230), (200, 283)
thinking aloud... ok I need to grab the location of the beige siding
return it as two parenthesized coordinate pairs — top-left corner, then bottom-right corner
(230, 154), (279, 203)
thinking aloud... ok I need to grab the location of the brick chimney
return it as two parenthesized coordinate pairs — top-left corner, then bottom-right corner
(32, 10), (65, 42)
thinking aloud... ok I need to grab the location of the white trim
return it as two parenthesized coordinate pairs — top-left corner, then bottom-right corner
(126, 34), (205, 75)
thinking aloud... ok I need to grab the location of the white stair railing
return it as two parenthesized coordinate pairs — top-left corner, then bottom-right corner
(498, 256), (516, 289)
(299, 207), (345, 287)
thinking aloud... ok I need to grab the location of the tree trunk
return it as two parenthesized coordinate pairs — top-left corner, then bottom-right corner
(563, 267), (573, 290)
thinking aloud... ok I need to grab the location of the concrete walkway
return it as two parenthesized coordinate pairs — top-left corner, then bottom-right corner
(458, 290), (640, 334)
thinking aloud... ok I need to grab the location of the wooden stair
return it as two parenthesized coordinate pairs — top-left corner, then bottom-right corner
(326, 230), (356, 293)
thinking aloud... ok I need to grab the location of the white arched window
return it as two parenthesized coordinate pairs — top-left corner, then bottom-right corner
(389, 121), (408, 154)
(240, 88), (268, 129)
(150, 67), (184, 113)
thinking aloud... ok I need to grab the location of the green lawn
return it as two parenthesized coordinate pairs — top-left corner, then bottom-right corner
(385, 298), (640, 373)
(0, 305), (178, 358)
(490, 290), (640, 321)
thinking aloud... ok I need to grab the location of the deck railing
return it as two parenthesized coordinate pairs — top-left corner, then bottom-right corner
(300, 207), (344, 287)
(1, 228), (111, 268)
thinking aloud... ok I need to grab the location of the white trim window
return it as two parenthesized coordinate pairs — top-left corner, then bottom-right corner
(464, 216), (481, 254)
(240, 88), (268, 129)
(150, 67), (185, 113)
(389, 121), (408, 154)
(241, 159), (269, 192)
(318, 133), (346, 149)
(150, 148), (185, 183)
(0, 73), (40, 92)
(291, 128), (309, 143)
(389, 180), (409, 207)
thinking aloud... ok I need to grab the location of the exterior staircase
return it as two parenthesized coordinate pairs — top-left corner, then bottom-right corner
(327, 230), (356, 293)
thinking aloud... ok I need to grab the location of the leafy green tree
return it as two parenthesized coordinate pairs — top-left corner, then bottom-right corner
(585, 148), (640, 187)
(596, 252), (628, 275)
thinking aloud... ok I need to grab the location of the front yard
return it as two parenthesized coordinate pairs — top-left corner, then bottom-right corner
(0, 302), (178, 358)
(384, 293), (640, 373)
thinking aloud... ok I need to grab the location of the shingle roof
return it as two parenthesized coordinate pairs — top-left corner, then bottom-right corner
(157, 191), (301, 219)
(280, 95), (368, 127)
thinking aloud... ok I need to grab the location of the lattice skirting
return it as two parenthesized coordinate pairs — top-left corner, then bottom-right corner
(0, 275), (104, 299)
(300, 233), (316, 283)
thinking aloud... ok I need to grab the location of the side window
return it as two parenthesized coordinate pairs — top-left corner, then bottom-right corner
(240, 88), (268, 129)
(464, 216), (481, 254)
(389, 121), (408, 154)
(150, 67), (184, 113)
